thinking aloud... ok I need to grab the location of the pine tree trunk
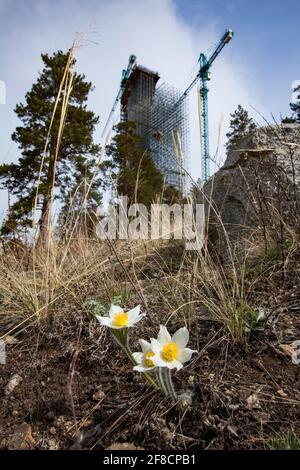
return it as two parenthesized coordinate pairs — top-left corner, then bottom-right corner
(38, 195), (51, 244)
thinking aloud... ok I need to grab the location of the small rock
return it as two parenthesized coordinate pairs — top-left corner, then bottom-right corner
(8, 423), (35, 450)
(92, 387), (105, 401)
(279, 344), (294, 357)
(106, 442), (144, 451)
(5, 374), (22, 395)
(246, 393), (261, 410)
(228, 404), (240, 411)
(47, 438), (59, 450)
(276, 389), (288, 398)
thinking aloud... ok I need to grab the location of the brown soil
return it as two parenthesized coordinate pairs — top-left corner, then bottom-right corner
(1, 304), (299, 450)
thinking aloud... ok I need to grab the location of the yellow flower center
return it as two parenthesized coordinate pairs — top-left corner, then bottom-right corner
(113, 311), (128, 327)
(162, 342), (179, 362)
(144, 351), (155, 368)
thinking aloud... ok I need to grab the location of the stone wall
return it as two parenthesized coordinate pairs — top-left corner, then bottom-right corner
(203, 124), (300, 254)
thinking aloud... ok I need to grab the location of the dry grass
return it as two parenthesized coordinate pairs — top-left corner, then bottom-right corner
(0, 39), (299, 362)
(1, 186), (299, 348)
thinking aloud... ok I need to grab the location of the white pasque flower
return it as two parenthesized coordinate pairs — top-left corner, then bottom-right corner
(132, 339), (156, 372)
(150, 325), (197, 370)
(96, 304), (145, 330)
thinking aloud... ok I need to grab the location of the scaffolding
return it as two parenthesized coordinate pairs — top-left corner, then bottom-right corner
(121, 66), (190, 195)
(120, 65), (159, 122)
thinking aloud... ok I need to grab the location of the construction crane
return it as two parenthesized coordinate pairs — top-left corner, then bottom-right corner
(102, 30), (233, 182)
(101, 54), (137, 138)
(178, 29), (234, 181)
(198, 30), (234, 181)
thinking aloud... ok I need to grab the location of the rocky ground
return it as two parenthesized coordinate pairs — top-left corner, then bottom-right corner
(1, 295), (299, 450)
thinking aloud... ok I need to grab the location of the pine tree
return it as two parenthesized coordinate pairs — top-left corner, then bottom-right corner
(105, 121), (164, 207)
(281, 116), (296, 124)
(0, 50), (101, 239)
(226, 105), (257, 151)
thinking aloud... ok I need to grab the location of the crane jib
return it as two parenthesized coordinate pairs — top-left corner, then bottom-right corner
(101, 54), (137, 138)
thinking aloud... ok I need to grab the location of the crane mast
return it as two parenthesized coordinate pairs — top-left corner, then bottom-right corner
(198, 29), (234, 181)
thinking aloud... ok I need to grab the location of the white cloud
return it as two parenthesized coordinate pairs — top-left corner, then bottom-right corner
(0, 0), (263, 220)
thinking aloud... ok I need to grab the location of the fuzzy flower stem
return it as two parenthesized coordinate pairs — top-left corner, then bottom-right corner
(164, 368), (177, 402)
(156, 367), (168, 398)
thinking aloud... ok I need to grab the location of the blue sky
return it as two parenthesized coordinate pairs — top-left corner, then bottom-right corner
(0, 0), (299, 217)
(175, 0), (300, 117)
